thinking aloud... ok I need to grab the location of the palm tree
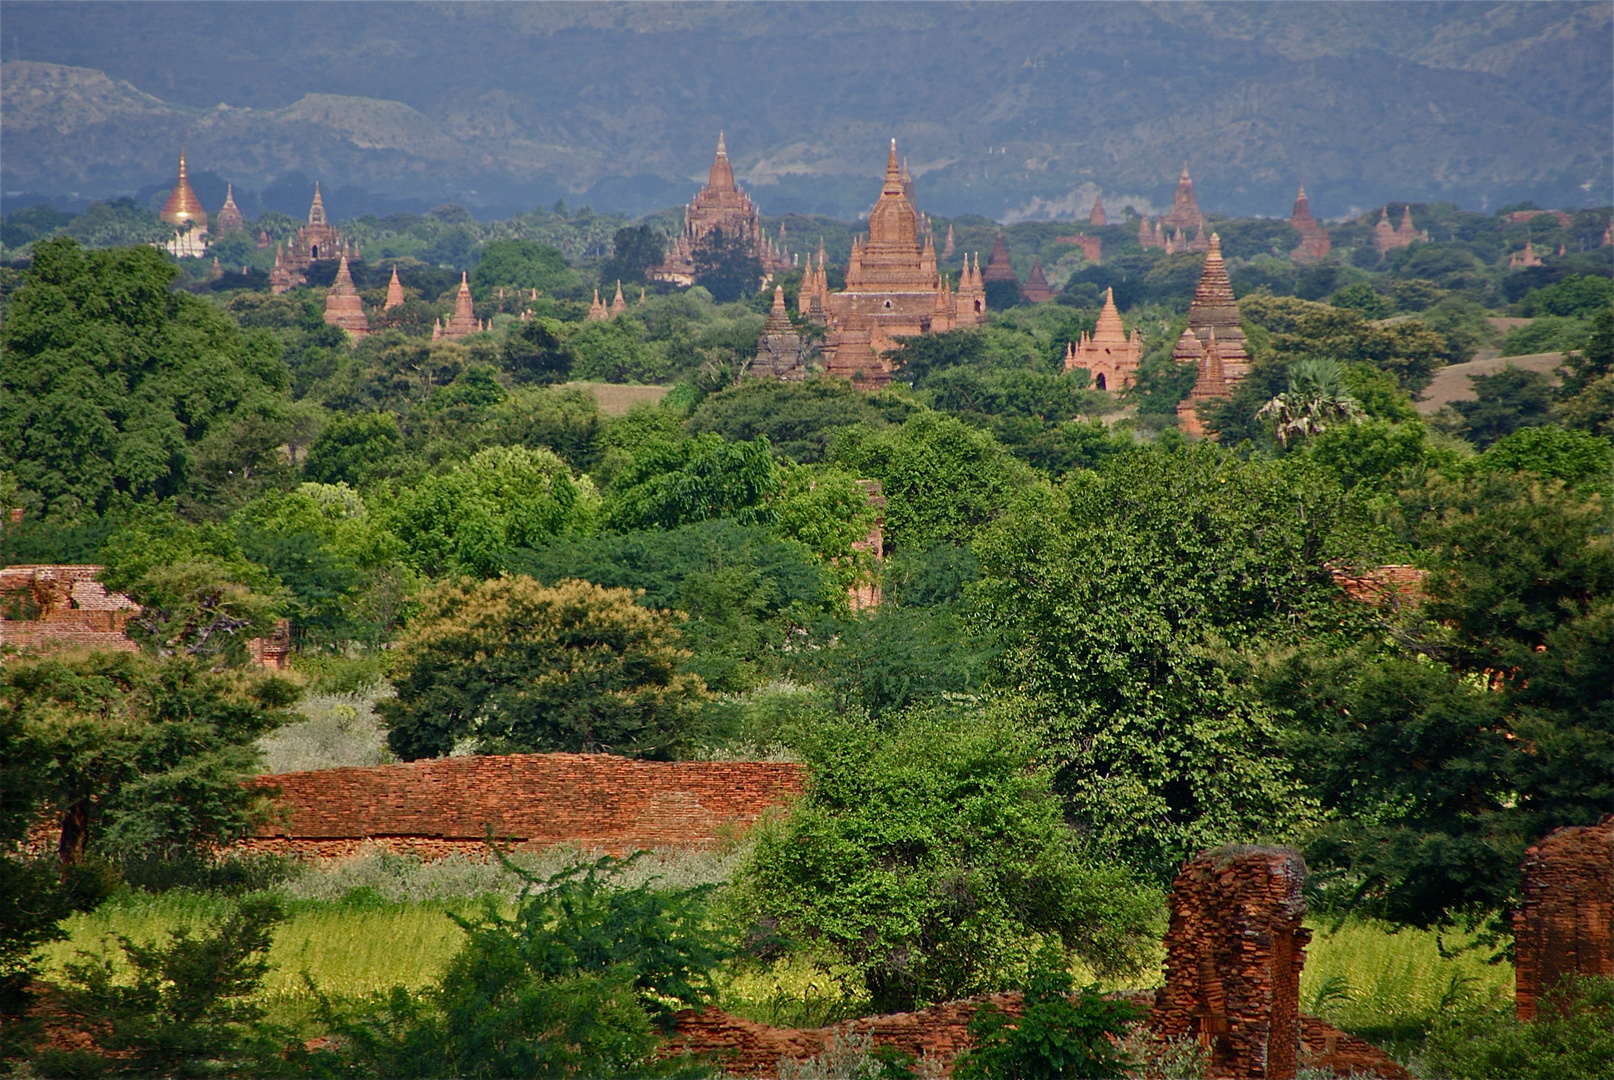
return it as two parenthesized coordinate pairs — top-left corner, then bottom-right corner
(1256, 358), (1365, 447)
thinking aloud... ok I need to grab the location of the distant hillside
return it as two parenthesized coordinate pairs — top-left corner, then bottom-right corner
(2, 2), (1609, 221)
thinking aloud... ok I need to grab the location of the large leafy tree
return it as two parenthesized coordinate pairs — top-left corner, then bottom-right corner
(1263, 471), (1611, 931)
(833, 411), (1035, 552)
(386, 445), (599, 578)
(0, 652), (298, 866)
(691, 227), (762, 303)
(598, 225), (667, 288)
(604, 432), (780, 532)
(739, 711), (1159, 1014)
(380, 576), (710, 761)
(1, 238), (291, 518)
(972, 444), (1362, 875)
(469, 239), (582, 298)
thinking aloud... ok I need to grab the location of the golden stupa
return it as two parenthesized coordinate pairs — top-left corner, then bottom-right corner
(160, 151), (208, 231)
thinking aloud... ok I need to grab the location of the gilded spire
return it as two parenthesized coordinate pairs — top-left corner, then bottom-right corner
(160, 149), (208, 230)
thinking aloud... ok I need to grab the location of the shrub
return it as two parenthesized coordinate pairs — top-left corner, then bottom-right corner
(379, 576), (709, 760)
(951, 947), (1140, 1080)
(1423, 976), (1613, 1080)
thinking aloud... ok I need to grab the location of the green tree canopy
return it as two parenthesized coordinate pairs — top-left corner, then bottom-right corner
(385, 445), (599, 578)
(691, 227), (762, 303)
(686, 379), (918, 464)
(972, 444), (1362, 875)
(739, 711), (1159, 1013)
(379, 576), (709, 761)
(598, 225), (667, 288)
(832, 412), (1034, 551)
(1, 238), (291, 517)
(468, 240), (581, 298)
(604, 432), (780, 532)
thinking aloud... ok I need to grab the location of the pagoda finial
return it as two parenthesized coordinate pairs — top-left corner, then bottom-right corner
(717, 130), (727, 156)
(309, 183), (326, 226)
(886, 138), (901, 181)
(1180, 161), (1191, 181)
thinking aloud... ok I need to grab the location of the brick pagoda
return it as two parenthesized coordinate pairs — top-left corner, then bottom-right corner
(651, 133), (788, 287)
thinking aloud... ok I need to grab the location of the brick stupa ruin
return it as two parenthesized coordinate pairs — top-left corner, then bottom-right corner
(432, 272), (487, 340)
(322, 255), (370, 340)
(384, 266), (405, 310)
(1064, 287), (1141, 390)
(803, 140), (987, 386)
(1288, 183), (1331, 263)
(651, 133), (788, 287)
(214, 183), (246, 235)
(749, 285), (810, 380)
(1372, 205), (1427, 255)
(1183, 233), (1249, 382)
(982, 233), (1019, 290)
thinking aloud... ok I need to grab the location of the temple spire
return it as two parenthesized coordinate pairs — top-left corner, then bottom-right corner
(309, 183), (327, 226)
(707, 131), (735, 191)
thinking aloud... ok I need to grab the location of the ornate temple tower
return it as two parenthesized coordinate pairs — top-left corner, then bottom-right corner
(1177, 329), (1231, 438)
(384, 266), (406, 310)
(751, 286), (810, 380)
(1089, 194), (1108, 226)
(322, 256), (370, 340)
(1064, 287), (1141, 390)
(1288, 183), (1331, 262)
(271, 184), (353, 293)
(816, 140), (985, 386)
(1183, 234), (1249, 383)
(982, 233), (1019, 291)
(434, 272), (484, 339)
(1161, 162), (1204, 231)
(214, 184), (246, 235)
(650, 133), (786, 286)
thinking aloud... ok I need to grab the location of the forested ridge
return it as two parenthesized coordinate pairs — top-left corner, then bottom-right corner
(0, 205), (1610, 1077)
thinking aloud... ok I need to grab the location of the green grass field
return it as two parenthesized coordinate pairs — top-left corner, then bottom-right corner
(41, 887), (1512, 1050)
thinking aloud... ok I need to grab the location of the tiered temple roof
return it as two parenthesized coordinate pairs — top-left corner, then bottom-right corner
(214, 184), (246, 235)
(384, 266), (405, 310)
(816, 140), (987, 386)
(432, 272), (485, 340)
(982, 233), (1019, 285)
(1064, 287), (1141, 391)
(1176, 328), (1231, 438)
(750, 286), (810, 380)
(1161, 162), (1204, 230)
(1020, 258), (1053, 303)
(1373, 205), (1427, 254)
(650, 133), (787, 287)
(1184, 233), (1249, 383)
(322, 256), (370, 340)
(1288, 183), (1331, 262)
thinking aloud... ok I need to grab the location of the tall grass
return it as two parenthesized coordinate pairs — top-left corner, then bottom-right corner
(257, 686), (395, 774)
(1301, 919), (1513, 1056)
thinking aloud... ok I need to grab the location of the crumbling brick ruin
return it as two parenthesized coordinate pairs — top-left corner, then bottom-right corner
(0, 565), (140, 653)
(1513, 816), (1614, 1021)
(239, 753), (804, 859)
(1152, 846), (1311, 1079)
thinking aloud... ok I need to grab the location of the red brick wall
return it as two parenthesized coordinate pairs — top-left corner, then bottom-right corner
(1513, 817), (1614, 1021)
(240, 753), (804, 858)
(1, 564), (139, 654)
(1152, 846), (1311, 1080)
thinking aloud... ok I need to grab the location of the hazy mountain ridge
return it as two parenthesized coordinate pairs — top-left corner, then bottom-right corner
(2, 2), (1608, 219)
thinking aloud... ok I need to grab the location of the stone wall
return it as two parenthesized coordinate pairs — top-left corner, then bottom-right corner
(1152, 846), (1311, 1080)
(238, 753), (805, 859)
(0, 564), (139, 653)
(1513, 816), (1614, 1021)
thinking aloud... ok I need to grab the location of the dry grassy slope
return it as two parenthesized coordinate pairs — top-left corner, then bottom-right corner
(2, 3), (1608, 217)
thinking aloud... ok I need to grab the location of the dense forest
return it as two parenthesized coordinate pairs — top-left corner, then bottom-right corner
(0, 191), (1610, 1079)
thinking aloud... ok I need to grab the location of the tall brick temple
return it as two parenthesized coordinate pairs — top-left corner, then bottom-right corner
(651, 133), (788, 287)
(271, 184), (357, 294)
(803, 140), (987, 386)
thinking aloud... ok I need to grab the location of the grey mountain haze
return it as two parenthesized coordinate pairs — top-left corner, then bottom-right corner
(2, 2), (1609, 222)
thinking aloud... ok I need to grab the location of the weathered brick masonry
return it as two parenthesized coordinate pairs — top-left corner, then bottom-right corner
(1152, 846), (1311, 1080)
(0, 565), (139, 653)
(1513, 816), (1613, 1021)
(240, 753), (805, 858)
